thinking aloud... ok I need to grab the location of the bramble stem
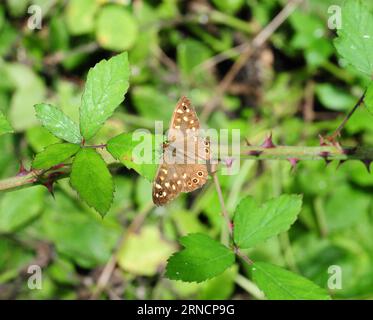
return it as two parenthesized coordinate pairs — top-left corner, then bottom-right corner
(241, 145), (373, 161)
(0, 144), (372, 192)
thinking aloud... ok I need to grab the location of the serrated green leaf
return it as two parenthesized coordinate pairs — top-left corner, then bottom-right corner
(0, 110), (13, 136)
(34, 103), (82, 144)
(96, 5), (138, 51)
(250, 262), (331, 300)
(233, 194), (302, 249)
(32, 143), (80, 169)
(333, 0), (373, 77)
(165, 233), (235, 283)
(70, 148), (114, 217)
(80, 52), (130, 140)
(107, 132), (158, 181)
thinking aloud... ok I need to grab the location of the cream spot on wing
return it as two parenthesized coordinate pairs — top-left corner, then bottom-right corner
(155, 194), (159, 198)
(177, 180), (182, 185)
(155, 184), (162, 189)
(177, 109), (183, 114)
(162, 168), (168, 174)
(162, 191), (167, 196)
(165, 182), (170, 188)
(190, 120), (194, 124)
(183, 116), (188, 121)
(174, 125), (180, 129)
(173, 173), (178, 178)
(182, 173), (187, 179)
(159, 176), (165, 181)
(172, 184), (176, 190)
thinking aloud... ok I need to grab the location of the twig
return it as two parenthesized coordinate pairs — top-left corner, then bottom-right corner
(326, 90), (367, 143)
(201, 0), (303, 120)
(235, 274), (265, 300)
(1, 145), (373, 192)
(44, 42), (99, 66)
(212, 171), (233, 239)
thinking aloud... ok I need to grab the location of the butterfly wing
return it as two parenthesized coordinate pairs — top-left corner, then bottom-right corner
(152, 162), (183, 206)
(152, 96), (210, 206)
(168, 96), (200, 134)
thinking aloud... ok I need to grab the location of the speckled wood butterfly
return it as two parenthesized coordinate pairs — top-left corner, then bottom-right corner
(152, 96), (210, 206)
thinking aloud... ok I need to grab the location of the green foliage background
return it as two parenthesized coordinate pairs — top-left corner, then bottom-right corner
(1, 0), (373, 299)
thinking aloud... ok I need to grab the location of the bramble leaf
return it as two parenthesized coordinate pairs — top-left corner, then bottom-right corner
(0, 111), (13, 136)
(233, 194), (302, 249)
(79, 52), (130, 141)
(34, 103), (82, 144)
(70, 148), (114, 217)
(250, 262), (331, 300)
(333, 0), (373, 77)
(107, 132), (159, 182)
(165, 233), (235, 283)
(32, 143), (80, 169)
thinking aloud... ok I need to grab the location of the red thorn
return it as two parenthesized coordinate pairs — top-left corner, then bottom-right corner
(288, 158), (298, 170)
(17, 161), (29, 176)
(342, 147), (356, 155)
(362, 159), (372, 173)
(319, 151), (331, 165)
(319, 135), (328, 146)
(225, 158), (234, 168)
(261, 133), (276, 148)
(229, 221), (234, 231)
(42, 180), (55, 198)
(50, 164), (65, 170)
(248, 150), (263, 156)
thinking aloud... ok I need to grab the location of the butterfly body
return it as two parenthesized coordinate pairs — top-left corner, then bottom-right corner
(152, 97), (210, 206)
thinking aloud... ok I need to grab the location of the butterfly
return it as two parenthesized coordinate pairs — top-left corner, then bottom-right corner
(152, 96), (210, 206)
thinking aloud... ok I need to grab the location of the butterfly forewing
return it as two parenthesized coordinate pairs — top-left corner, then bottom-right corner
(152, 96), (210, 206)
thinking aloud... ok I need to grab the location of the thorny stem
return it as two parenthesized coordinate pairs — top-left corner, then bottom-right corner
(1, 145), (373, 192)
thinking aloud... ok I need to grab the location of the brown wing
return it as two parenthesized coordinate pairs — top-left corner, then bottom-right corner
(167, 96), (200, 140)
(152, 162), (183, 206)
(152, 162), (209, 206)
(152, 96), (209, 206)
